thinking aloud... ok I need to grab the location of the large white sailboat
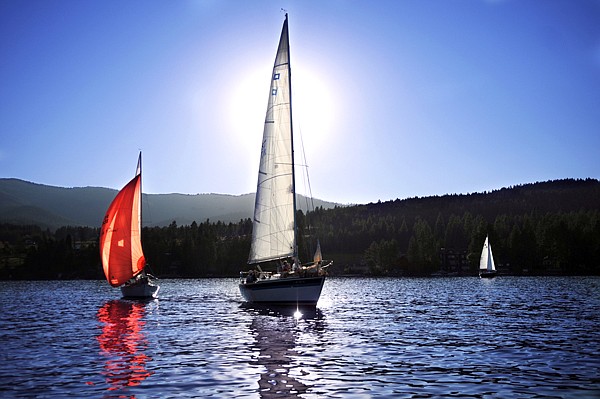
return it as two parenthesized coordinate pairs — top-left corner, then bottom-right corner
(239, 14), (332, 305)
(479, 235), (497, 278)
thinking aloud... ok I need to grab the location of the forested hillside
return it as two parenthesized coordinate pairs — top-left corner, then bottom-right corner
(314, 178), (600, 276)
(1, 179), (598, 279)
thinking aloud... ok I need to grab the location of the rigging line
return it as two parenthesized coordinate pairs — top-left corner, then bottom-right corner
(298, 124), (315, 212)
(297, 124), (317, 258)
(296, 126), (309, 212)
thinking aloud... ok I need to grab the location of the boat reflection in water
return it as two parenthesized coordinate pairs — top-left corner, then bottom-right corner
(96, 300), (153, 393)
(243, 304), (323, 398)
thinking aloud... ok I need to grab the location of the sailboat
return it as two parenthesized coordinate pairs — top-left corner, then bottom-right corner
(239, 14), (332, 305)
(100, 152), (159, 298)
(479, 235), (497, 278)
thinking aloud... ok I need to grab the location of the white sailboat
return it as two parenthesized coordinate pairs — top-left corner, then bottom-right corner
(479, 235), (497, 278)
(239, 14), (332, 305)
(99, 152), (159, 299)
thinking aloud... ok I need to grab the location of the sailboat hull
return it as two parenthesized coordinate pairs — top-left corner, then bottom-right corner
(479, 271), (497, 278)
(121, 280), (160, 299)
(239, 276), (325, 305)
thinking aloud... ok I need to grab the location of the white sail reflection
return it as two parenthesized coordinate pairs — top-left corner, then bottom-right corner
(244, 305), (324, 398)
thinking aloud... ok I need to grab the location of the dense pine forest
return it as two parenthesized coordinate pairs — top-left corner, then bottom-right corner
(1, 179), (599, 280)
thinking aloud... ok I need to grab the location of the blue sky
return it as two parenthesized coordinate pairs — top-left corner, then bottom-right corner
(1, 0), (599, 205)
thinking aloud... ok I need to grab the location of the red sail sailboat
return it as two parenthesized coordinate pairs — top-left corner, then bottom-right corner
(100, 152), (159, 298)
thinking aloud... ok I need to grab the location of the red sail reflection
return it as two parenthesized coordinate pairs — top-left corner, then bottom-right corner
(97, 300), (152, 392)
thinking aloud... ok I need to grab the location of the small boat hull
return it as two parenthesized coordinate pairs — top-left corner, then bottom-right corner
(239, 276), (325, 305)
(121, 280), (160, 299)
(479, 271), (497, 278)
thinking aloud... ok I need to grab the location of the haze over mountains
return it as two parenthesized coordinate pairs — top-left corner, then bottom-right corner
(0, 178), (339, 230)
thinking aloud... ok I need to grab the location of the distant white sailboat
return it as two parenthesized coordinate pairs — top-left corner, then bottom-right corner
(99, 152), (159, 298)
(479, 235), (497, 278)
(238, 14), (332, 305)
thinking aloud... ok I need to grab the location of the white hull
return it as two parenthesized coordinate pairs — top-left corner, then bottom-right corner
(239, 276), (325, 305)
(120, 280), (160, 299)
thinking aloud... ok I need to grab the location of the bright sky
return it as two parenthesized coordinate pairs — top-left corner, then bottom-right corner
(1, 1), (599, 205)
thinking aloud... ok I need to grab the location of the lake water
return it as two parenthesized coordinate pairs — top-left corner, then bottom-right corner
(1, 277), (599, 398)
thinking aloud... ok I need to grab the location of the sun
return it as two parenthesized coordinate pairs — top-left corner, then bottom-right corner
(227, 60), (337, 186)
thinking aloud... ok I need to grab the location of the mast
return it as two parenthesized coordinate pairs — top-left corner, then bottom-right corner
(136, 151), (142, 233)
(136, 151), (143, 271)
(285, 13), (299, 259)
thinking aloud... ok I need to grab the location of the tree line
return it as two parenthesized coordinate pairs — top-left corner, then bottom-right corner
(1, 179), (599, 280)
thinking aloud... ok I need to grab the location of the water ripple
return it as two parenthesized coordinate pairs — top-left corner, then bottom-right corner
(0, 277), (599, 397)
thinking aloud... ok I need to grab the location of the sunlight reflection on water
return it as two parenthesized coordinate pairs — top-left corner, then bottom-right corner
(0, 277), (599, 398)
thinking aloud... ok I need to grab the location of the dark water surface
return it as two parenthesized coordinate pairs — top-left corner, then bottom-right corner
(1, 277), (599, 398)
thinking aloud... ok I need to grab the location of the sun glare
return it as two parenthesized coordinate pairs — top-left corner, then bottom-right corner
(228, 60), (337, 195)
(230, 62), (336, 149)
(293, 309), (303, 319)
(229, 64), (270, 153)
(292, 65), (336, 151)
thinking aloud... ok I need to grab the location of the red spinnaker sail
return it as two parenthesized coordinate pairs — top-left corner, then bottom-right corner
(100, 174), (145, 287)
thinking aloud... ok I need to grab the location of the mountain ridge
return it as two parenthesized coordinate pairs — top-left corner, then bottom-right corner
(2, 177), (599, 231)
(0, 178), (339, 230)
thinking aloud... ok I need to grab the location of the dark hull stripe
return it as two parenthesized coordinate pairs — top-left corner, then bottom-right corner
(239, 276), (324, 291)
(248, 300), (319, 305)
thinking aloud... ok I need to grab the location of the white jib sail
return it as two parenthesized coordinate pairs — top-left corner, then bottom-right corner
(248, 16), (296, 264)
(479, 236), (496, 272)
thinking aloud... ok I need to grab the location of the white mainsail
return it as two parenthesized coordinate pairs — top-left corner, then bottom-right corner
(248, 16), (297, 264)
(479, 236), (496, 272)
(239, 14), (330, 305)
